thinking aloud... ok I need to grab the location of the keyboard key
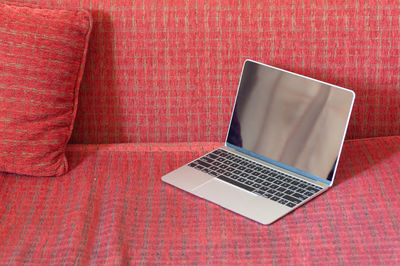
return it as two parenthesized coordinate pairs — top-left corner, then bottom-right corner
(270, 184), (278, 189)
(277, 175), (285, 180)
(271, 196), (280, 202)
(279, 199), (288, 205)
(255, 178), (264, 183)
(277, 187), (286, 192)
(297, 188), (306, 194)
(201, 157), (214, 163)
(285, 190), (294, 195)
(263, 193), (273, 199)
(248, 164), (255, 169)
(208, 153), (218, 159)
(283, 195), (302, 204)
(202, 168), (211, 173)
(217, 175), (255, 192)
(254, 190), (264, 196)
(304, 191), (313, 197)
(306, 186), (322, 193)
(238, 177), (247, 183)
(286, 202), (296, 208)
(292, 193), (307, 201)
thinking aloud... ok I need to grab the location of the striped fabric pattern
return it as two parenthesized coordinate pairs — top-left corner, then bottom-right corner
(1, 137), (399, 264)
(0, 3), (92, 176)
(6, 0), (400, 144)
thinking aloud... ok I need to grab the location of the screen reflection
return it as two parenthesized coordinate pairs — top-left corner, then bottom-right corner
(227, 61), (354, 181)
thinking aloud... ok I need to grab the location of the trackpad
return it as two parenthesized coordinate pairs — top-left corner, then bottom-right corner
(192, 179), (258, 215)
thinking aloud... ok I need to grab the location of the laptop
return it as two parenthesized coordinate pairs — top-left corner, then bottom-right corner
(162, 59), (355, 225)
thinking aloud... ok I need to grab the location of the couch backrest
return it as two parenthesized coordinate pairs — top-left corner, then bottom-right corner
(7, 0), (400, 144)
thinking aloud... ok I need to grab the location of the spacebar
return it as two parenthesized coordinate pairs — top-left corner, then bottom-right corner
(216, 175), (255, 192)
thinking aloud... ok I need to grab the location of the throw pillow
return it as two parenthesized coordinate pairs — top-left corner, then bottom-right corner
(0, 3), (92, 176)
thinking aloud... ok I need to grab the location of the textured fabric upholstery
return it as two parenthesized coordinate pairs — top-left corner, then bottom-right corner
(5, 0), (400, 144)
(1, 138), (399, 264)
(0, 3), (92, 176)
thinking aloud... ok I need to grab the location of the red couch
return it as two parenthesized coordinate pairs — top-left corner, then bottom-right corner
(1, 0), (400, 264)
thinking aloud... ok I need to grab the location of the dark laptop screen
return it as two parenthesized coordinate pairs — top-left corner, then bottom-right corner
(226, 61), (354, 181)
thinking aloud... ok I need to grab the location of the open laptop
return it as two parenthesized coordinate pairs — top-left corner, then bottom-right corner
(162, 59), (355, 225)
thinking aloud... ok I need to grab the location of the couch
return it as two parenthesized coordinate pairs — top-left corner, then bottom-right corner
(1, 0), (399, 264)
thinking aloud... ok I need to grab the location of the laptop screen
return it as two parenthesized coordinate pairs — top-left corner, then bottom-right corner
(226, 60), (354, 182)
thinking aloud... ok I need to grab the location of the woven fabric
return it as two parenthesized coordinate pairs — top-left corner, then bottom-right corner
(5, 0), (399, 144)
(1, 138), (399, 264)
(0, 3), (92, 176)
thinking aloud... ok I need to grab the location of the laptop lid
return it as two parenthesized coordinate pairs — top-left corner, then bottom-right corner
(226, 60), (355, 185)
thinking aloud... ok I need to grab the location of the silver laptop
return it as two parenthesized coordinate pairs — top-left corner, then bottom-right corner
(162, 60), (355, 225)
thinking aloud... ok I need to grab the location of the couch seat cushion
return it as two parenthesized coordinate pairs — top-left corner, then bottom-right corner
(0, 137), (399, 264)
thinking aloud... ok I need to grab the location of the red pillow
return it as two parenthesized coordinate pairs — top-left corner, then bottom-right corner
(0, 3), (92, 176)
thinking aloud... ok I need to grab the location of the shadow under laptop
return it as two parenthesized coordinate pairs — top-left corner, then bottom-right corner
(332, 136), (400, 186)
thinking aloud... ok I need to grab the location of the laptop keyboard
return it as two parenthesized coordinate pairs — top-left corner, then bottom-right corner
(188, 149), (323, 208)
